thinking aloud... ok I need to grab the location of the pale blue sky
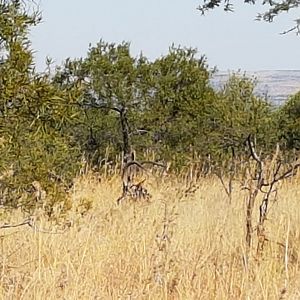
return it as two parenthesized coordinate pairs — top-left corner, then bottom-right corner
(30, 0), (300, 71)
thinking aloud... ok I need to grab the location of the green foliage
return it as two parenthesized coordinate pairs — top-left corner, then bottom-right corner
(0, 1), (81, 214)
(141, 46), (216, 164)
(53, 41), (153, 164)
(210, 74), (277, 159)
(52, 43), (282, 170)
(54, 44), (219, 167)
(1, 0), (299, 218)
(197, 0), (300, 27)
(277, 91), (300, 150)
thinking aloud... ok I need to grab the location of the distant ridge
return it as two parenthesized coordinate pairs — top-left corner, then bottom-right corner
(211, 70), (300, 105)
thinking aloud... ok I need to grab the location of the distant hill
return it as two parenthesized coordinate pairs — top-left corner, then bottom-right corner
(211, 70), (300, 105)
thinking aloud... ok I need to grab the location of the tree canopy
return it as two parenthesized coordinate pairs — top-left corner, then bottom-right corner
(197, 0), (300, 34)
(1, 0), (300, 216)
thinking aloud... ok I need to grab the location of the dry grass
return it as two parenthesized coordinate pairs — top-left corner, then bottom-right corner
(1, 173), (300, 299)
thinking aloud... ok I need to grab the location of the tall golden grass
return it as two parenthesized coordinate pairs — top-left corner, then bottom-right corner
(1, 173), (300, 299)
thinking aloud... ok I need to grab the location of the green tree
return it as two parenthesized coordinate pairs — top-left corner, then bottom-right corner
(0, 0), (81, 213)
(53, 41), (153, 165)
(277, 91), (300, 150)
(141, 46), (217, 165)
(211, 74), (277, 158)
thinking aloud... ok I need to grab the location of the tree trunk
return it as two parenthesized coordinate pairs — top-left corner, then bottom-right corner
(119, 107), (131, 162)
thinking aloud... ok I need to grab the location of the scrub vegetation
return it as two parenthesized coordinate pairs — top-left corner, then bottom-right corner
(1, 1), (300, 298)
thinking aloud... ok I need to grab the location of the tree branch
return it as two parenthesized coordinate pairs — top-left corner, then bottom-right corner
(79, 102), (121, 113)
(247, 134), (262, 165)
(0, 218), (31, 229)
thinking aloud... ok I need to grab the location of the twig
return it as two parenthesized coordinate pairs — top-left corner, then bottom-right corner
(0, 219), (31, 229)
(0, 218), (70, 234)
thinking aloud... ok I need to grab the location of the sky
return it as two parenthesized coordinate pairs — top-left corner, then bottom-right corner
(30, 0), (300, 72)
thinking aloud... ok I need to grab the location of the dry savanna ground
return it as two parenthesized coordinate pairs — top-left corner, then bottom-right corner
(1, 173), (300, 299)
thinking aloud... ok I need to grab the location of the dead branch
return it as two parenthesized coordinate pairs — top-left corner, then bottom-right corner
(244, 135), (300, 259)
(247, 135), (262, 165)
(0, 218), (31, 229)
(0, 218), (70, 234)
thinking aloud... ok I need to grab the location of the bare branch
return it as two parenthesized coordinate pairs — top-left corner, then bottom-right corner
(280, 25), (299, 35)
(121, 160), (147, 178)
(79, 102), (121, 113)
(280, 18), (300, 35)
(0, 218), (31, 229)
(247, 135), (262, 165)
(274, 162), (300, 182)
(140, 161), (167, 169)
